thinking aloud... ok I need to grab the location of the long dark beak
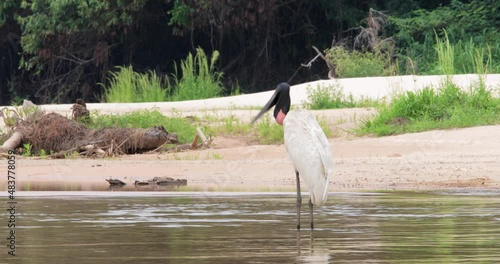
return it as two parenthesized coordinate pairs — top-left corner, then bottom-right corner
(250, 90), (279, 124)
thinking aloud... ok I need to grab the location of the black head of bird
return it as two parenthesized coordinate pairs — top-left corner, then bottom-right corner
(251, 82), (291, 126)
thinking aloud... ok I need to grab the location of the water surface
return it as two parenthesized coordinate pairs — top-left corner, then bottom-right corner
(3, 191), (500, 263)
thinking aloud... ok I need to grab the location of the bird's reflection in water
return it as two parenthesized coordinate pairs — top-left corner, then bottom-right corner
(296, 231), (330, 263)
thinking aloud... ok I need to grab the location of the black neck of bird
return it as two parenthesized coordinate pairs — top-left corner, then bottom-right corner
(274, 91), (290, 118)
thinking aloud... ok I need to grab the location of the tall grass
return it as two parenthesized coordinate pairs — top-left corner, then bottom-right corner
(102, 66), (167, 103)
(398, 30), (499, 75)
(434, 30), (495, 75)
(101, 48), (224, 103)
(435, 31), (455, 75)
(169, 48), (223, 101)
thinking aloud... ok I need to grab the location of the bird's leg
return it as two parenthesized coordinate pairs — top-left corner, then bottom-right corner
(309, 198), (314, 230)
(296, 170), (302, 230)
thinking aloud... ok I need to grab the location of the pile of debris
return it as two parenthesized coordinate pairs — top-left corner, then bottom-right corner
(0, 99), (211, 158)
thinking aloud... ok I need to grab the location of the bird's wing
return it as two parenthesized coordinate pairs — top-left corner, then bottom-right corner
(308, 114), (334, 178)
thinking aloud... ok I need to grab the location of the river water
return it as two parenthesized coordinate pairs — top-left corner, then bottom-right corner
(3, 191), (500, 263)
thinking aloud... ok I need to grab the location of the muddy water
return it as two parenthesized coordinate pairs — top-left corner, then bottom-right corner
(3, 191), (500, 263)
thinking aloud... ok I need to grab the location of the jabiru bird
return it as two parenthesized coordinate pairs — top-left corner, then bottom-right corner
(251, 82), (333, 230)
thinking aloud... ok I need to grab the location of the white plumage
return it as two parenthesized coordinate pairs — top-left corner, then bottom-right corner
(284, 110), (333, 206)
(251, 82), (333, 229)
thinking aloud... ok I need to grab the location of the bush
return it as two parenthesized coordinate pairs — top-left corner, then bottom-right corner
(325, 46), (393, 78)
(305, 83), (356, 109)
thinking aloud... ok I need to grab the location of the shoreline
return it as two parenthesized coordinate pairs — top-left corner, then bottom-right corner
(4, 124), (499, 193)
(1, 74), (500, 193)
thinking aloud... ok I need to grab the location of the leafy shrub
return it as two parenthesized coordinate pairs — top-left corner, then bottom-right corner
(325, 46), (393, 78)
(305, 84), (356, 109)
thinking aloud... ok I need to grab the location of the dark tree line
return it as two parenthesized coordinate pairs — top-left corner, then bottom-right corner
(2, 0), (497, 105)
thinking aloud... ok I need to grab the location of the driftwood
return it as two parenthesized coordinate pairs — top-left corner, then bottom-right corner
(287, 45), (336, 83)
(0, 132), (23, 153)
(134, 176), (187, 186)
(106, 179), (126, 186)
(159, 126), (212, 152)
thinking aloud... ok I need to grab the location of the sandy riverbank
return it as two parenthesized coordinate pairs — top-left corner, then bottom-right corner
(2, 75), (500, 192)
(9, 115), (500, 192)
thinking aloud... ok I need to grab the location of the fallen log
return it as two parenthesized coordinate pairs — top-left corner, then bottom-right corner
(1, 112), (175, 157)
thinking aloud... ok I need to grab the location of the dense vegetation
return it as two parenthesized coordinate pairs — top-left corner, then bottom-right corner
(1, 0), (499, 105)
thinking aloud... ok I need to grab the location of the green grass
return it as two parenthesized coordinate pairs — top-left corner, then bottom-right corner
(102, 66), (167, 103)
(219, 115), (252, 135)
(255, 115), (285, 144)
(359, 79), (500, 136)
(435, 31), (455, 75)
(101, 48), (224, 103)
(88, 109), (197, 143)
(22, 143), (32, 157)
(169, 48), (223, 101)
(210, 152), (223, 160)
(397, 30), (500, 75)
(203, 113), (281, 144)
(208, 111), (332, 144)
(305, 83), (382, 110)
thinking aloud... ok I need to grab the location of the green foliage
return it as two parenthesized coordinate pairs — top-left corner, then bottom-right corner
(0, 0), (18, 25)
(167, 0), (195, 35)
(221, 115), (251, 135)
(17, 0), (147, 69)
(206, 113), (281, 144)
(169, 48), (223, 101)
(5, 0), (500, 106)
(305, 83), (380, 110)
(101, 48), (224, 103)
(326, 46), (393, 78)
(102, 66), (167, 103)
(360, 80), (500, 136)
(39, 149), (47, 157)
(431, 30), (496, 75)
(89, 109), (196, 143)
(22, 143), (32, 157)
(253, 114), (331, 144)
(255, 115), (285, 144)
(391, 0), (500, 74)
(434, 31), (455, 75)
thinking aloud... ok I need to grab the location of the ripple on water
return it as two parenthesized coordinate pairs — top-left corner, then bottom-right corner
(4, 192), (500, 263)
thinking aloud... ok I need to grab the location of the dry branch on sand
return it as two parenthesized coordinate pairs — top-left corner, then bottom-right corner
(0, 100), (211, 158)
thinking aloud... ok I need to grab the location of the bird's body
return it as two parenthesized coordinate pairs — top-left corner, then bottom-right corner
(283, 110), (332, 206)
(251, 82), (333, 230)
